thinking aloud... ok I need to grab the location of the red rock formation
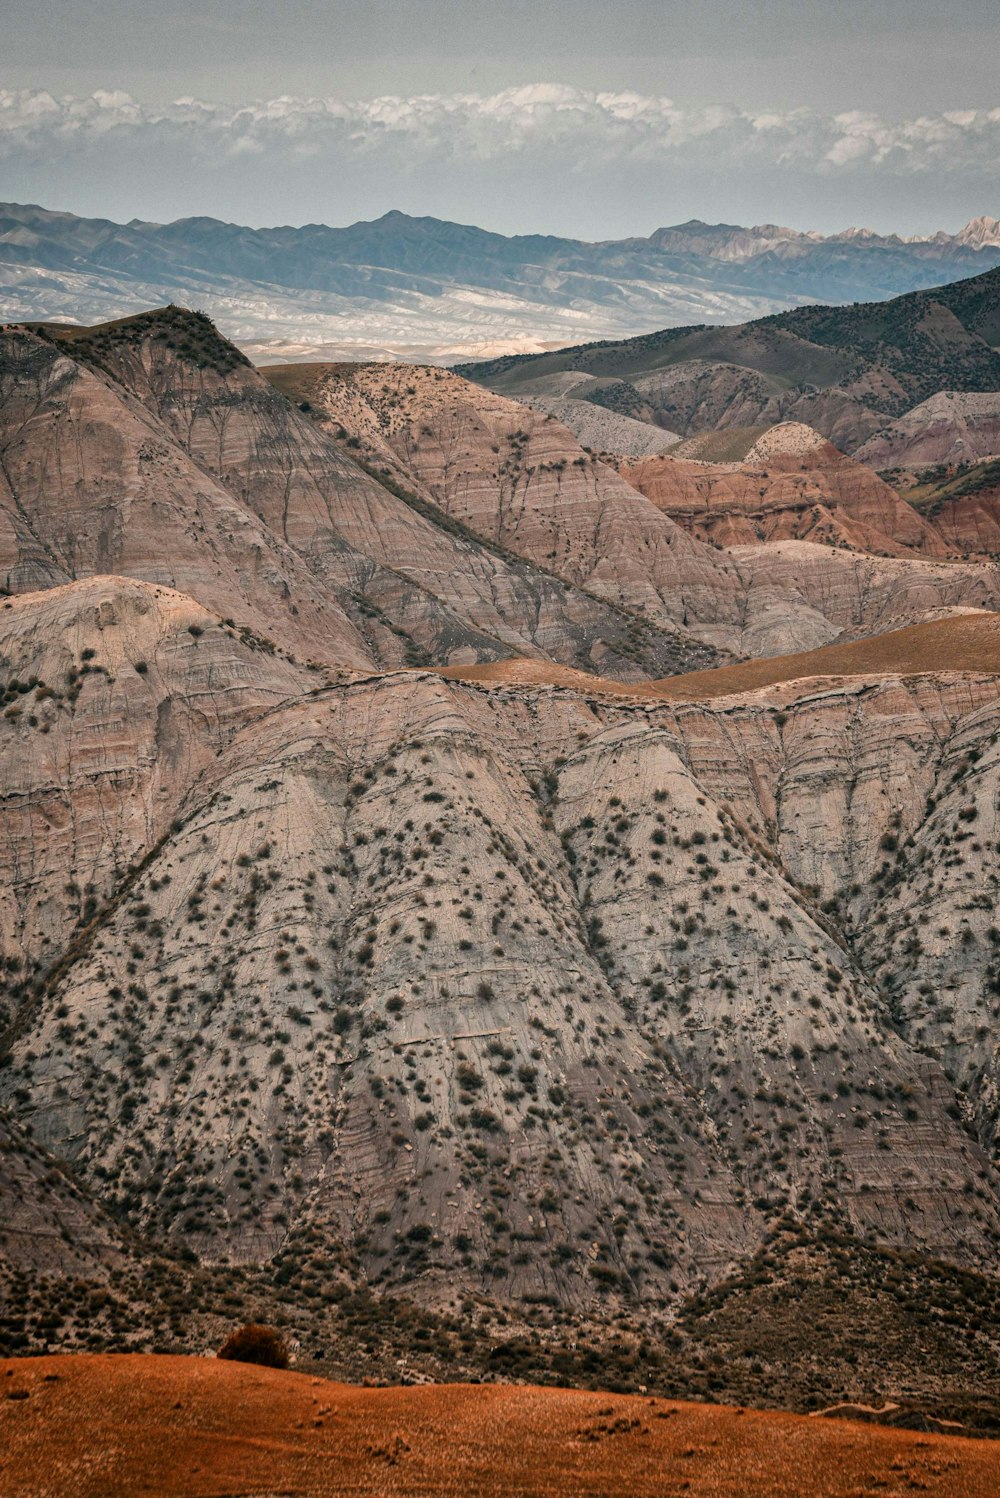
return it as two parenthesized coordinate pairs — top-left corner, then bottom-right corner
(623, 423), (946, 556)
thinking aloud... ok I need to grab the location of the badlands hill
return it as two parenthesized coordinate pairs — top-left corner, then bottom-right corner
(516, 393), (681, 459)
(623, 422), (945, 555)
(459, 264), (1000, 454)
(3, 309), (1000, 1420)
(434, 612), (1000, 700)
(267, 361), (1000, 658)
(3, 309), (721, 681)
(857, 392), (1000, 471)
(3, 581), (1000, 1411)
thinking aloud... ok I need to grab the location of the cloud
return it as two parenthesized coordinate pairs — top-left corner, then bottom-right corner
(1, 84), (998, 179)
(0, 85), (996, 238)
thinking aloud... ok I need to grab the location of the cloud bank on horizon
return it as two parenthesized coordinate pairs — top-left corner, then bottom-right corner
(1, 84), (998, 237)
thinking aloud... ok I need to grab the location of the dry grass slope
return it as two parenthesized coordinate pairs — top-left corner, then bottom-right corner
(1, 1354), (998, 1498)
(432, 612), (1000, 703)
(652, 610), (1000, 699)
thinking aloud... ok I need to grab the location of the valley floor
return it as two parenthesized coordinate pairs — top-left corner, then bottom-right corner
(1, 1354), (998, 1498)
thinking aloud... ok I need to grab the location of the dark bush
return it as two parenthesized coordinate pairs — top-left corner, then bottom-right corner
(217, 1323), (289, 1369)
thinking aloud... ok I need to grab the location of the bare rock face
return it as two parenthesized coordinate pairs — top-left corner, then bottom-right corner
(465, 266), (1000, 460)
(624, 360), (792, 436)
(2, 662), (758, 1296)
(3, 582), (1000, 1316)
(623, 423), (946, 556)
(629, 366), (894, 456)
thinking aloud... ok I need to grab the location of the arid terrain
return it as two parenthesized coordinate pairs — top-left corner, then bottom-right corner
(2, 1354), (999, 1498)
(461, 264), (1000, 455)
(3, 281), (1000, 1448)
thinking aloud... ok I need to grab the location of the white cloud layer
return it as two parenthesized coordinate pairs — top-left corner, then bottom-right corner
(1, 84), (997, 237)
(1, 84), (998, 176)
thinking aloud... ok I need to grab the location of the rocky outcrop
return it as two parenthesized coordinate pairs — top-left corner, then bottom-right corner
(654, 668), (1000, 1166)
(717, 541), (1000, 657)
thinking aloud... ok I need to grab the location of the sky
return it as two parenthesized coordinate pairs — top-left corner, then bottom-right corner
(1, 0), (998, 238)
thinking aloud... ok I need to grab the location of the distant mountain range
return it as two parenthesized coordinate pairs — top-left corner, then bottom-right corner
(2, 200), (999, 362)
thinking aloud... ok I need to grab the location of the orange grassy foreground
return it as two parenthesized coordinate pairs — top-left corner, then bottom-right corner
(434, 611), (1000, 703)
(1, 1356), (998, 1498)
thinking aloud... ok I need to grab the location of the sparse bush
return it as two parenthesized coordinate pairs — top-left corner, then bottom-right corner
(217, 1323), (289, 1368)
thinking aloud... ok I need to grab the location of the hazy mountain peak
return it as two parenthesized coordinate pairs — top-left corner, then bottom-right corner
(2, 197), (1000, 363)
(955, 214), (1000, 248)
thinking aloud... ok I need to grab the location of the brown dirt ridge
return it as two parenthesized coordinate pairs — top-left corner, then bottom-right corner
(652, 608), (1000, 699)
(432, 609), (1000, 703)
(2, 1354), (998, 1498)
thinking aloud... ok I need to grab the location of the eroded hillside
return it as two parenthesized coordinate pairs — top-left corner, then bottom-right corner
(2, 578), (1000, 1320)
(458, 264), (1000, 454)
(283, 362), (1000, 657)
(623, 423), (946, 556)
(1, 313), (712, 680)
(3, 309), (1000, 1417)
